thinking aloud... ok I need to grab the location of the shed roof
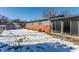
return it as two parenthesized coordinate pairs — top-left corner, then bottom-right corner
(26, 15), (79, 23)
(50, 15), (79, 21)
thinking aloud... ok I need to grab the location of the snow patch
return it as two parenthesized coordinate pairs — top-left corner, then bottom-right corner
(0, 29), (79, 52)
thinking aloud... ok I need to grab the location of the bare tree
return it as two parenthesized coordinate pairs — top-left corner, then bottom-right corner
(43, 8), (55, 18)
(59, 10), (71, 17)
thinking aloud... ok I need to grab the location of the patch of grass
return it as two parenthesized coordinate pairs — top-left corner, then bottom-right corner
(18, 38), (23, 43)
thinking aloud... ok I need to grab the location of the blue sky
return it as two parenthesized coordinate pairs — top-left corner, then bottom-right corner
(0, 7), (79, 21)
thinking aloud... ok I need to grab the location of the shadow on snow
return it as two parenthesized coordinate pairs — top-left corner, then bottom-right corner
(0, 42), (75, 52)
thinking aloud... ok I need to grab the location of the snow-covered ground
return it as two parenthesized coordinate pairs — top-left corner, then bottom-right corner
(0, 29), (79, 52)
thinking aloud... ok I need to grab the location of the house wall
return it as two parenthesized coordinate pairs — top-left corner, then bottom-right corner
(51, 20), (79, 36)
(51, 21), (63, 33)
(25, 21), (51, 33)
(63, 20), (70, 34)
(61, 21), (63, 34)
(0, 25), (6, 30)
(6, 24), (16, 30)
(71, 21), (78, 36)
(51, 21), (56, 32)
(56, 21), (61, 33)
(25, 17), (79, 36)
(78, 21), (79, 36)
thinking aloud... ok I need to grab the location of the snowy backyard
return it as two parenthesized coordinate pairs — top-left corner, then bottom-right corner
(0, 29), (79, 52)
